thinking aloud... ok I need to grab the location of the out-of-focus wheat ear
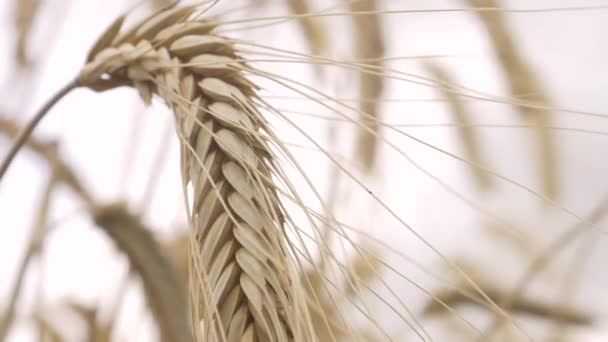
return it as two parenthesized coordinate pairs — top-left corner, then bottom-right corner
(14, 0), (41, 67)
(301, 270), (346, 341)
(286, 0), (328, 74)
(423, 281), (593, 327)
(424, 61), (492, 191)
(348, 0), (385, 172)
(467, 0), (557, 200)
(161, 231), (190, 287)
(150, 0), (174, 11)
(93, 204), (193, 342)
(80, 6), (315, 341)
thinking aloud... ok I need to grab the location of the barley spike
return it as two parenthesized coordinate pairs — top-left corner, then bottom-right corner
(79, 6), (314, 342)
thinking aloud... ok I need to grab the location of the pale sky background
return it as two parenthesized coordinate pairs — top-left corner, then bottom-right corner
(1, 0), (608, 341)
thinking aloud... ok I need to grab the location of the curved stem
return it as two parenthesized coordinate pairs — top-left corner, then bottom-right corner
(0, 79), (79, 182)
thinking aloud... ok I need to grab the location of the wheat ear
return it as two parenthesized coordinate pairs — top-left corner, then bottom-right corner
(348, 0), (384, 171)
(14, 0), (41, 66)
(286, 0), (327, 59)
(467, 0), (557, 199)
(79, 5), (313, 342)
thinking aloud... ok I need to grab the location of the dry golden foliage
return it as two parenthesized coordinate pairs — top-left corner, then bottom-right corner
(348, 0), (385, 171)
(467, 0), (557, 199)
(93, 204), (192, 342)
(425, 61), (492, 190)
(79, 5), (315, 341)
(4, 2), (604, 342)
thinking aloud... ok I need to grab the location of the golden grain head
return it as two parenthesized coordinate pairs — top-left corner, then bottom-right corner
(5, 1), (596, 341)
(81, 5), (315, 341)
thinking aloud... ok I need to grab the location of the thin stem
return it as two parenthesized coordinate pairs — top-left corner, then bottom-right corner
(0, 79), (79, 182)
(0, 172), (57, 342)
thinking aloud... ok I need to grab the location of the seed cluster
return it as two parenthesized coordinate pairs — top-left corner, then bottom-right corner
(80, 6), (311, 342)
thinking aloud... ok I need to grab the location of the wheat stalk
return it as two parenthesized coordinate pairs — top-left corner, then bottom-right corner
(79, 5), (314, 341)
